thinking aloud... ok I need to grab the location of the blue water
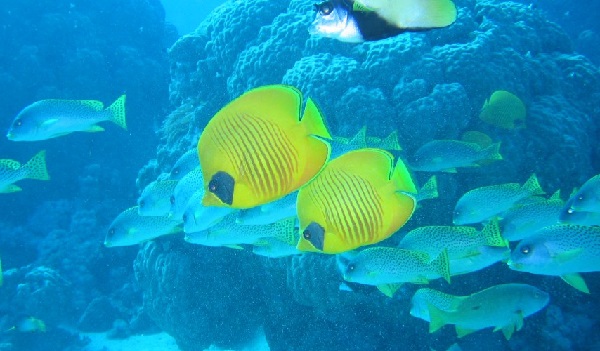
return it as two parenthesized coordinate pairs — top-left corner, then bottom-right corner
(0, 0), (599, 350)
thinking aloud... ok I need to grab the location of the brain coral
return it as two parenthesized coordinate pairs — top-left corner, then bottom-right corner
(135, 0), (600, 348)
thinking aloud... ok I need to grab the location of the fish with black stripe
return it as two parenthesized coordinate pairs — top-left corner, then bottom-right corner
(198, 85), (331, 209)
(296, 148), (417, 254)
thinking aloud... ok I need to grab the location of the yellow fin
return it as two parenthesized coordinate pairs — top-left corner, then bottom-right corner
(353, 2), (376, 12)
(461, 130), (493, 148)
(500, 324), (515, 340)
(106, 94), (127, 130)
(549, 190), (562, 201)
(522, 174), (545, 196)
(456, 326), (478, 338)
(427, 303), (447, 333)
(377, 283), (402, 298)
(86, 125), (105, 133)
(560, 273), (589, 294)
(554, 248), (583, 263)
(23, 150), (49, 181)
(302, 97), (331, 139)
(225, 245), (245, 250)
(416, 175), (438, 202)
(0, 184), (22, 193)
(480, 218), (508, 247)
(431, 249), (451, 284)
(391, 156), (418, 194)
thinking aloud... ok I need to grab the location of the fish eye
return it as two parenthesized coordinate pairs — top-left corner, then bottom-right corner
(347, 264), (355, 272)
(316, 2), (333, 15)
(170, 195), (176, 205)
(520, 245), (531, 255)
(182, 213), (188, 222)
(172, 168), (180, 176)
(139, 200), (145, 208)
(578, 195), (584, 201)
(14, 119), (22, 127)
(303, 229), (311, 240)
(108, 228), (115, 236)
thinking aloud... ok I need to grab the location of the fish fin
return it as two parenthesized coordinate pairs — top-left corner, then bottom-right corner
(515, 311), (524, 331)
(410, 276), (430, 284)
(371, 130), (403, 151)
(377, 283), (402, 298)
(461, 130), (493, 148)
(500, 324), (515, 340)
(302, 97), (331, 139)
(391, 156), (418, 194)
(85, 125), (105, 133)
(106, 94), (127, 130)
(427, 303), (447, 333)
(41, 118), (59, 127)
(456, 326), (477, 338)
(443, 168), (457, 173)
(548, 189), (562, 201)
(383, 0), (457, 28)
(225, 245), (245, 250)
(480, 218), (508, 247)
(560, 273), (589, 294)
(553, 248), (583, 263)
(481, 142), (503, 161)
(522, 174), (545, 196)
(416, 175), (438, 202)
(23, 150), (49, 181)
(352, 2), (376, 12)
(0, 184), (22, 193)
(349, 126), (367, 146)
(431, 249), (451, 284)
(80, 100), (104, 110)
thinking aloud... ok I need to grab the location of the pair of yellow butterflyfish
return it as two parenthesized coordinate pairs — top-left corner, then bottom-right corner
(197, 85), (417, 254)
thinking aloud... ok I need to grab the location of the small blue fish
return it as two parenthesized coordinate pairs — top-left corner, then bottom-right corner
(236, 192), (298, 226)
(501, 192), (563, 241)
(168, 149), (200, 181)
(138, 180), (178, 216)
(7, 95), (126, 141)
(453, 174), (544, 225)
(182, 190), (234, 233)
(409, 140), (502, 173)
(508, 224), (600, 293)
(565, 174), (600, 213)
(105, 206), (181, 247)
(170, 167), (203, 220)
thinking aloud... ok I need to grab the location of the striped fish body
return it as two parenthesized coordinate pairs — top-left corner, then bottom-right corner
(198, 85), (331, 209)
(296, 148), (416, 254)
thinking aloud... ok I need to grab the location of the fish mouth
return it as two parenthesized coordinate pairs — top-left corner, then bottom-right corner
(506, 260), (523, 270)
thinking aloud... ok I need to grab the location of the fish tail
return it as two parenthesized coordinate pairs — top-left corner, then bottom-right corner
(392, 158), (418, 194)
(522, 174), (545, 196)
(482, 142), (503, 160)
(480, 218), (508, 247)
(427, 302), (448, 333)
(107, 94), (127, 130)
(34, 319), (46, 332)
(301, 98), (331, 139)
(23, 150), (49, 181)
(431, 249), (451, 284)
(416, 175), (438, 202)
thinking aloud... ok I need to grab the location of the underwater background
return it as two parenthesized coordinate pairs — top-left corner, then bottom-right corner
(0, 0), (599, 350)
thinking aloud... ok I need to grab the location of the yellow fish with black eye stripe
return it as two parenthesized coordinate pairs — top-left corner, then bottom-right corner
(296, 148), (417, 254)
(198, 85), (331, 209)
